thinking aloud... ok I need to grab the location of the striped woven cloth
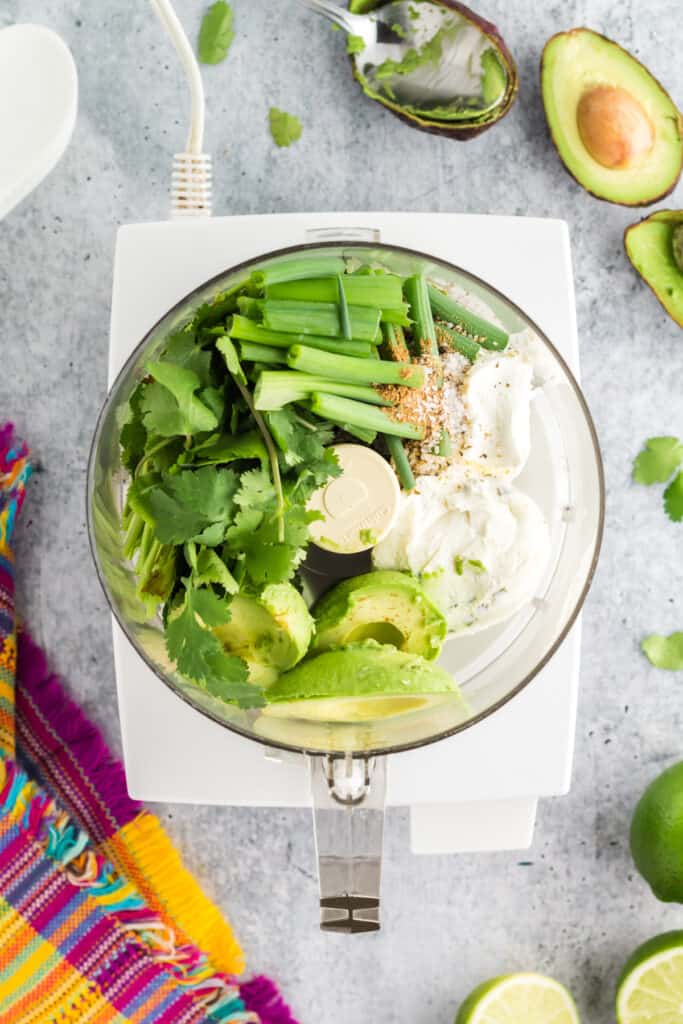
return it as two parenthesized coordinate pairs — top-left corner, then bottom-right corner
(0, 423), (296, 1024)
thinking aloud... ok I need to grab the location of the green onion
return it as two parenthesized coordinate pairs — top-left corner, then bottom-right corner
(250, 256), (346, 288)
(385, 434), (415, 490)
(428, 285), (509, 351)
(337, 274), (353, 341)
(287, 344), (425, 388)
(309, 393), (424, 440)
(229, 315), (373, 358)
(404, 275), (438, 360)
(266, 273), (404, 309)
(437, 430), (452, 456)
(236, 296), (262, 320)
(435, 323), (480, 362)
(254, 370), (391, 411)
(255, 300), (381, 343)
(381, 321), (411, 363)
(238, 341), (287, 364)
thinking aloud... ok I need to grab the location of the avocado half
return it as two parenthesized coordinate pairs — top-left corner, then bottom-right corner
(625, 210), (683, 328)
(350, 0), (518, 140)
(312, 570), (447, 660)
(263, 640), (466, 723)
(541, 28), (683, 205)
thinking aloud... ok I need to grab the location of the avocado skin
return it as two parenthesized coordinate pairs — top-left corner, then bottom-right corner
(312, 570), (447, 660)
(350, 0), (518, 140)
(624, 209), (683, 328)
(541, 28), (683, 207)
(266, 640), (458, 704)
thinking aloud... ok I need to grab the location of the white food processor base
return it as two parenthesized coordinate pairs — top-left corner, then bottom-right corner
(109, 211), (581, 854)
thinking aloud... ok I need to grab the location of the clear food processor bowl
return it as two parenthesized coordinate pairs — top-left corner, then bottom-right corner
(87, 242), (603, 932)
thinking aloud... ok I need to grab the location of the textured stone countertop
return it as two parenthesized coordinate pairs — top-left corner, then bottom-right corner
(2, 1), (683, 1021)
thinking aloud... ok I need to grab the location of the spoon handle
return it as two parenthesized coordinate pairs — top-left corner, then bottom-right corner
(295, 0), (369, 38)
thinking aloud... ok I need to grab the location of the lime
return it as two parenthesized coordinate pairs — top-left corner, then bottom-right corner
(617, 931), (683, 1023)
(630, 761), (683, 902)
(456, 973), (579, 1024)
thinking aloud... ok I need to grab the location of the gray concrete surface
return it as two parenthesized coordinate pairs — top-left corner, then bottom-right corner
(2, 1), (683, 1020)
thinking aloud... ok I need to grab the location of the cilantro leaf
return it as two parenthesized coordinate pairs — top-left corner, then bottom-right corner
(163, 331), (213, 384)
(234, 467), (276, 508)
(269, 107), (302, 148)
(225, 508), (264, 548)
(120, 382), (147, 472)
(633, 436), (683, 485)
(642, 632), (683, 671)
(347, 34), (365, 54)
(216, 335), (247, 385)
(165, 585), (262, 707)
(198, 1), (234, 65)
(664, 471), (683, 522)
(245, 542), (300, 584)
(145, 362), (218, 436)
(194, 548), (239, 594)
(266, 408), (336, 468)
(137, 467), (239, 545)
(191, 429), (268, 468)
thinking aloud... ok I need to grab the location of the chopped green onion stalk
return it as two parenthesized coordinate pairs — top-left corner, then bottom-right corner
(236, 295), (262, 320)
(254, 370), (392, 411)
(381, 321), (411, 363)
(404, 275), (439, 360)
(229, 315), (372, 358)
(337, 274), (353, 341)
(287, 344), (425, 388)
(250, 256), (346, 288)
(238, 341), (287, 365)
(309, 392), (424, 440)
(385, 434), (416, 490)
(267, 273), (405, 310)
(255, 300), (381, 343)
(435, 323), (480, 362)
(428, 285), (509, 351)
(437, 429), (452, 457)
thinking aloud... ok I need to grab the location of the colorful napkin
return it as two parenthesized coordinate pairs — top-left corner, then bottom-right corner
(0, 423), (296, 1024)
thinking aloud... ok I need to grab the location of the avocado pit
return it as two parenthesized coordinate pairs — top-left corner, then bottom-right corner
(577, 84), (654, 169)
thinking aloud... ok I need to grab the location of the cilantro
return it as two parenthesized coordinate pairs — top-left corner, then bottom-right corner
(633, 436), (683, 485)
(191, 430), (267, 467)
(346, 34), (366, 55)
(163, 331), (213, 384)
(642, 632), (683, 671)
(390, 23), (408, 38)
(454, 555), (464, 576)
(359, 528), (377, 545)
(145, 362), (218, 436)
(234, 467), (276, 509)
(120, 382), (147, 472)
(664, 471), (683, 522)
(194, 548), (239, 594)
(135, 467), (239, 545)
(165, 584), (262, 708)
(216, 335), (246, 386)
(269, 107), (302, 148)
(198, 1), (234, 65)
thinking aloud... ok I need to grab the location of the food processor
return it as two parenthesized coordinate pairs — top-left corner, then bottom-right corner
(88, 223), (603, 932)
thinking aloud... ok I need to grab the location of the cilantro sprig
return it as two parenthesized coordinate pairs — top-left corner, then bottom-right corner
(633, 436), (683, 522)
(642, 633), (683, 671)
(269, 107), (303, 148)
(198, 1), (234, 65)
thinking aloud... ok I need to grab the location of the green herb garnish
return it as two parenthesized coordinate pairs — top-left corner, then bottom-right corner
(269, 107), (303, 148)
(346, 34), (366, 55)
(198, 1), (234, 65)
(664, 472), (683, 522)
(633, 436), (683, 484)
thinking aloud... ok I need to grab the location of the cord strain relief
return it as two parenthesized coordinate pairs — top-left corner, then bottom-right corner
(171, 152), (212, 218)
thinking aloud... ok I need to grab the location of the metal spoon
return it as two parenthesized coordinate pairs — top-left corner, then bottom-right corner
(296, 0), (508, 120)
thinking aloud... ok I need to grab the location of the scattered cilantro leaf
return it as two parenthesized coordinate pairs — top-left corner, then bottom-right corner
(664, 471), (683, 522)
(137, 467), (239, 545)
(146, 362), (218, 435)
(642, 632), (683, 671)
(633, 436), (683, 485)
(454, 555), (464, 576)
(468, 559), (487, 574)
(198, 1), (234, 65)
(269, 107), (302, 148)
(346, 34), (365, 54)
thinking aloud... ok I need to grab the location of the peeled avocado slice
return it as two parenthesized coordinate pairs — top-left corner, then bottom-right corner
(263, 640), (466, 723)
(213, 583), (313, 686)
(625, 210), (683, 327)
(541, 29), (683, 205)
(312, 570), (447, 660)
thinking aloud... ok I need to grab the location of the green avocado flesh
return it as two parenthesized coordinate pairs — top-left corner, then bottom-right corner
(541, 29), (683, 205)
(263, 641), (465, 722)
(312, 570), (447, 660)
(213, 583), (313, 686)
(625, 210), (683, 327)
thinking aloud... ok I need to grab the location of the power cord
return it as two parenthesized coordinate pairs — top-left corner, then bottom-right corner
(150, 0), (212, 217)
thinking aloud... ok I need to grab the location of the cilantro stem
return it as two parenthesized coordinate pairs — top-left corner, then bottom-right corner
(233, 377), (286, 544)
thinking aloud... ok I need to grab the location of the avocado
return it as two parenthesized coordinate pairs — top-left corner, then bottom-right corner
(213, 583), (313, 686)
(312, 570), (447, 660)
(541, 29), (683, 205)
(625, 210), (683, 327)
(263, 640), (466, 723)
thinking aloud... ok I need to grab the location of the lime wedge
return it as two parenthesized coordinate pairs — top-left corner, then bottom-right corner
(617, 931), (683, 1023)
(456, 973), (579, 1024)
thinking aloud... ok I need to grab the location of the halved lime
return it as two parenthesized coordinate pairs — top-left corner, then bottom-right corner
(616, 931), (683, 1023)
(456, 973), (579, 1024)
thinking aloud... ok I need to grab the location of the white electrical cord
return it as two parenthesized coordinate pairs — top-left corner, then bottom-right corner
(150, 0), (212, 217)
